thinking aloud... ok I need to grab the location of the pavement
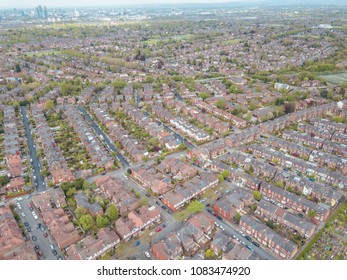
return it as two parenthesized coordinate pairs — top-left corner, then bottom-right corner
(77, 106), (130, 167)
(20, 106), (46, 193)
(14, 196), (63, 260)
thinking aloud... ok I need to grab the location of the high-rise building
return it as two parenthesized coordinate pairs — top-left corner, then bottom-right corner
(36, 5), (48, 19)
(43, 6), (48, 19)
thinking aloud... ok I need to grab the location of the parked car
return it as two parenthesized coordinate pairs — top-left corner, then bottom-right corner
(213, 212), (219, 217)
(161, 205), (167, 210)
(252, 241), (260, 247)
(145, 251), (151, 258)
(146, 193), (151, 197)
(239, 231), (246, 236)
(52, 249), (57, 256)
(245, 236), (252, 242)
(246, 245), (254, 252)
(37, 250), (43, 257)
(167, 210), (173, 215)
(134, 241), (141, 246)
(32, 236), (37, 241)
(207, 209), (213, 214)
(217, 216), (223, 221)
(156, 201), (160, 205)
(43, 232), (48, 238)
(21, 213), (25, 217)
(156, 227), (162, 232)
(34, 245), (39, 251)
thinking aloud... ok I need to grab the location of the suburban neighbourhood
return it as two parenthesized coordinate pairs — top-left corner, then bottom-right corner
(0, 2), (346, 262)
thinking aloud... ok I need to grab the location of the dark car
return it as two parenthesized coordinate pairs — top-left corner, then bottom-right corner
(52, 249), (58, 256)
(146, 193), (151, 197)
(134, 241), (141, 247)
(156, 201), (160, 205)
(252, 241), (260, 247)
(56, 255), (63, 260)
(32, 236), (37, 241)
(245, 236), (252, 242)
(246, 245), (254, 252)
(206, 203), (210, 207)
(34, 245), (39, 251)
(24, 222), (29, 227)
(213, 212), (219, 217)
(27, 227), (32, 232)
(217, 216), (223, 221)
(161, 205), (167, 210)
(207, 209), (213, 214)
(167, 210), (173, 215)
(298, 213), (304, 218)
(162, 224), (166, 228)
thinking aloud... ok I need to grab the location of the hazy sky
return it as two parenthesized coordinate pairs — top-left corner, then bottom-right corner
(1, 0), (251, 9)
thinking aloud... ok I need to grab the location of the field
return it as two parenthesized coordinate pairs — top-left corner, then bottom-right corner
(319, 72), (347, 85)
(222, 38), (241, 45)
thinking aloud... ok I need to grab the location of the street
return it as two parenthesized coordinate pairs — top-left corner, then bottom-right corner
(77, 106), (130, 167)
(20, 106), (46, 193)
(14, 196), (63, 260)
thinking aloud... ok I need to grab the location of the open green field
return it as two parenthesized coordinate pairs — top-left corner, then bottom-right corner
(25, 50), (61, 57)
(222, 38), (241, 45)
(319, 72), (347, 85)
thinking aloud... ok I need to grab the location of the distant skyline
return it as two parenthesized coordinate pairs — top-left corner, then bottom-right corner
(1, 0), (346, 9)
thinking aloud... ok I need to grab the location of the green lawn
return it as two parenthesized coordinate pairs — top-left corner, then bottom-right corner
(319, 72), (347, 85)
(222, 39), (241, 45)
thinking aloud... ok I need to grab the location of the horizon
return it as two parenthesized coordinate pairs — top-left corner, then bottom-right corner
(1, 0), (346, 10)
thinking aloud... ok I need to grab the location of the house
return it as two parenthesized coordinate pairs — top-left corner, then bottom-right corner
(152, 232), (183, 260)
(74, 192), (103, 217)
(210, 231), (231, 256)
(240, 214), (298, 259)
(66, 228), (120, 260)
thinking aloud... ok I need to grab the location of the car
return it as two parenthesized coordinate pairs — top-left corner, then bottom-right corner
(33, 215), (38, 220)
(246, 245), (254, 252)
(56, 256), (63, 260)
(17, 204), (22, 210)
(145, 193), (151, 197)
(50, 244), (55, 250)
(252, 241), (260, 247)
(156, 201), (160, 205)
(34, 245), (39, 251)
(298, 213), (304, 218)
(36, 224), (40, 229)
(232, 235), (237, 239)
(32, 236), (37, 241)
(27, 227), (31, 232)
(156, 227), (162, 232)
(52, 249), (58, 256)
(167, 210), (173, 215)
(161, 205), (167, 210)
(40, 226), (45, 232)
(37, 250), (43, 257)
(207, 209), (213, 214)
(213, 212), (219, 217)
(241, 240), (246, 246)
(217, 216), (223, 221)
(21, 213), (25, 217)
(220, 226), (225, 231)
(239, 231), (245, 236)
(134, 241), (141, 247)
(145, 251), (151, 258)
(43, 232), (48, 238)
(206, 203), (210, 207)
(245, 236), (252, 242)
(24, 222), (29, 227)
(28, 204), (33, 210)
(162, 224), (166, 228)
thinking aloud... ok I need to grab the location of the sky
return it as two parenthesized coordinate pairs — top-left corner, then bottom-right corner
(0, 0), (345, 9)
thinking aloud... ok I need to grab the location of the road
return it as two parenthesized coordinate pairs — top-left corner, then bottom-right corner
(204, 210), (277, 260)
(15, 197), (63, 260)
(20, 106), (46, 193)
(77, 106), (130, 167)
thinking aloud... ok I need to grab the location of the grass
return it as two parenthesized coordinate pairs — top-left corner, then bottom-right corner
(319, 72), (347, 85)
(25, 50), (61, 57)
(173, 200), (205, 222)
(222, 39), (241, 45)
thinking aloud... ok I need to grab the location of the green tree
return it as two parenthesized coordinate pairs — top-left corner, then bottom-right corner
(106, 204), (119, 221)
(15, 64), (21, 73)
(199, 92), (209, 100)
(221, 170), (230, 179)
(308, 210), (317, 219)
(205, 249), (217, 260)
(218, 174), (224, 182)
(75, 206), (86, 219)
(234, 213), (241, 223)
(96, 215), (110, 228)
(44, 100), (55, 110)
(187, 200), (204, 214)
(79, 214), (94, 231)
(139, 197), (149, 207)
(135, 192), (141, 199)
(0, 175), (10, 186)
(215, 99), (226, 109)
(253, 191), (262, 201)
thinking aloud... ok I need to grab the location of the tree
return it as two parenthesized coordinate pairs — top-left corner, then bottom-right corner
(308, 210), (317, 219)
(15, 64), (21, 73)
(112, 79), (126, 90)
(187, 200), (204, 214)
(284, 102), (295, 114)
(127, 169), (132, 175)
(139, 197), (149, 207)
(221, 170), (230, 179)
(106, 204), (119, 221)
(44, 100), (55, 110)
(96, 215), (110, 228)
(198, 92), (209, 100)
(0, 175), (10, 186)
(135, 192), (141, 199)
(205, 249), (217, 260)
(177, 143), (187, 151)
(79, 214), (94, 231)
(66, 187), (77, 198)
(215, 99), (226, 109)
(234, 213), (241, 223)
(218, 174), (224, 183)
(75, 206), (86, 219)
(253, 191), (262, 201)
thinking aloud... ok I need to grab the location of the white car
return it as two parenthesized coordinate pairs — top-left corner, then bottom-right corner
(21, 213), (25, 217)
(145, 251), (151, 258)
(33, 215), (38, 220)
